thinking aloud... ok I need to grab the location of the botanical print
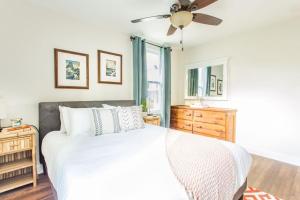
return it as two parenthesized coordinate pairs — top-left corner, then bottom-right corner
(211, 81), (215, 90)
(55, 48), (89, 89)
(98, 50), (122, 84)
(106, 59), (117, 77)
(66, 60), (80, 80)
(210, 75), (216, 91)
(217, 79), (223, 95)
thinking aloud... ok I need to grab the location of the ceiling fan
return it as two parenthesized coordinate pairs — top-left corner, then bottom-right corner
(131, 0), (222, 50)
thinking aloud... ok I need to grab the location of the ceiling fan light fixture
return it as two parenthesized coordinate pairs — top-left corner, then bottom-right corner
(170, 11), (193, 28)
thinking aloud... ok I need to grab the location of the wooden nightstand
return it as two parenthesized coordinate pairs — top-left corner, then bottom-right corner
(0, 125), (37, 193)
(143, 116), (161, 126)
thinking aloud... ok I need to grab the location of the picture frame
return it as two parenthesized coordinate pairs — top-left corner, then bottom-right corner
(98, 50), (122, 84)
(210, 75), (216, 91)
(54, 48), (89, 89)
(217, 79), (223, 95)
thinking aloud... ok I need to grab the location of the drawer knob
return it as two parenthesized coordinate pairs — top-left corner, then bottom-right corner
(197, 126), (202, 129)
(185, 124), (191, 127)
(196, 115), (202, 118)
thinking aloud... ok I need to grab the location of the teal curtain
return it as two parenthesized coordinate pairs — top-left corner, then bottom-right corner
(206, 66), (211, 96)
(132, 36), (147, 105)
(160, 47), (171, 127)
(188, 69), (199, 96)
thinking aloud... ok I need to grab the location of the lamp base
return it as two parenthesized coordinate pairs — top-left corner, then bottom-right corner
(0, 120), (9, 132)
(0, 120), (3, 132)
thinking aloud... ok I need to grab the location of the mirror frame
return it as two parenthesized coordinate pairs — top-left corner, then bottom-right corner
(184, 57), (229, 101)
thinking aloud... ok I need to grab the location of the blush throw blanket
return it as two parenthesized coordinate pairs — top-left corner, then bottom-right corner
(166, 132), (237, 200)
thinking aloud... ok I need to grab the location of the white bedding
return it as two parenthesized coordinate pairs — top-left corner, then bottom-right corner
(42, 125), (252, 200)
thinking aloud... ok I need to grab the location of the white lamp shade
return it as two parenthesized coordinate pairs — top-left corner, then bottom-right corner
(0, 99), (7, 120)
(170, 11), (193, 28)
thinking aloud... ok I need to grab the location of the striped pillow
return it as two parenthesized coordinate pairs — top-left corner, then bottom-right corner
(91, 108), (121, 136)
(118, 106), (145, 131)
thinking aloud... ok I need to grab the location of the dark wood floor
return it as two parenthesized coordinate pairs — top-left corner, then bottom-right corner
(0, 155), (299, 200)
(248, 155), (300, 200)
(0, 175), (54, 200)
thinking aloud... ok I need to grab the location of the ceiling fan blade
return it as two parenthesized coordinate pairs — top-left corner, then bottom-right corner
(131, 14), (171, 23)
(167, 25), (177, 36)
(189, 0), (218, 11)
(178, 0), (191, 7)
(193, 13), (222, 25)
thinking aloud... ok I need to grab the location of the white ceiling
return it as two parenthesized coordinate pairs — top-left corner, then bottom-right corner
(27, 0), (300, 47)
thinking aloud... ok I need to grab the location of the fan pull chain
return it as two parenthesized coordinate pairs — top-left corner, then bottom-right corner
(180, 26), (184, 51)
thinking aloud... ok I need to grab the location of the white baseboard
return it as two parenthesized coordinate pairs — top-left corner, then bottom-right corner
(244, 146), (300, 166)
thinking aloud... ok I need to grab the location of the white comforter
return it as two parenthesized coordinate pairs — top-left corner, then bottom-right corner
(42, 125), (252, 200)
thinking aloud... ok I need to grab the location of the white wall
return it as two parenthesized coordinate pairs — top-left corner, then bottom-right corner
(176, 19), (300, 166)
(0, 1), (133, 173)
(0, 0), (133, 127)
(0, 1), (183, 172)
(171, 49), (184, 105)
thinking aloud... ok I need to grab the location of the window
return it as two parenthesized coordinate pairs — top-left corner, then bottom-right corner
(146, 45), (162, 114)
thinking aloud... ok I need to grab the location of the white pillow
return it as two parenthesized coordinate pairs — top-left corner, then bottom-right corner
(67, 108), (94, 136)
(105, 105), (144, 131)
(118, 106), (145, 131)
(59, 106), (70, 134)
(102, 104), (117, 109)
(91, 108), (121, 136)
(102, 104), (145, 131)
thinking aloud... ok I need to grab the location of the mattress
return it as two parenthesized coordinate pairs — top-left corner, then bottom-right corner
(42, 125), (252, 200)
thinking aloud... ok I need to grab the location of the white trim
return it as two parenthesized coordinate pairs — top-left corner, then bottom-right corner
(146, 44), (163, 115)
(184, 57), (229, 101)
(146, 43), (160, 54)
(244, 146), (300, 167)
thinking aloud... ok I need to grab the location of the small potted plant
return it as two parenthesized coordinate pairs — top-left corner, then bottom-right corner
(11, 118), (23, 127)
(141, 99), (148, 117)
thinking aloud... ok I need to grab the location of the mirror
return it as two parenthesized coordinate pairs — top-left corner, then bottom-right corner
(185, 58), (228, 100)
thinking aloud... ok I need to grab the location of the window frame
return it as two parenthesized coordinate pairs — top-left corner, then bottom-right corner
(146, 45), (162, 115)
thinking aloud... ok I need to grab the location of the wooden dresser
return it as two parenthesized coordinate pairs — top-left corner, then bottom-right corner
(171, 105), (236, 142)
(0, 125), (37, 193)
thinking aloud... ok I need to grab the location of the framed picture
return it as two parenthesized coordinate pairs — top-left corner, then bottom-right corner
(210, 75), (216, 91)
(217, 79), (223, 95)
(98, 50), (122, 84)
(54, 48), (89, 89)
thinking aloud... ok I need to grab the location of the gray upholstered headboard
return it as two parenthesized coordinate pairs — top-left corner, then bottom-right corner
(38, 100), (135, 167)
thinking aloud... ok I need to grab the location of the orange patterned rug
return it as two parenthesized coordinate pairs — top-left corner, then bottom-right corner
(244, 187), (283, 200)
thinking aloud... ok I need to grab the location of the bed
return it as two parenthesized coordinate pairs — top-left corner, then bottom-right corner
(39, 100), (251, 200)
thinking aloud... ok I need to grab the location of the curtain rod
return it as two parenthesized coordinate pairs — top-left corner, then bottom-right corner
(130, 36), (172, 51)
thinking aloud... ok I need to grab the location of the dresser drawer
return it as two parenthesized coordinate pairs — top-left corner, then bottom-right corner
(193, 111), (226, 125)
(171, 109), (193, 121)
(171, 119), (193, 131)
(0, 136), (32, 155)
(193, 122), (225, 137)
(144, 118), (160, 126)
